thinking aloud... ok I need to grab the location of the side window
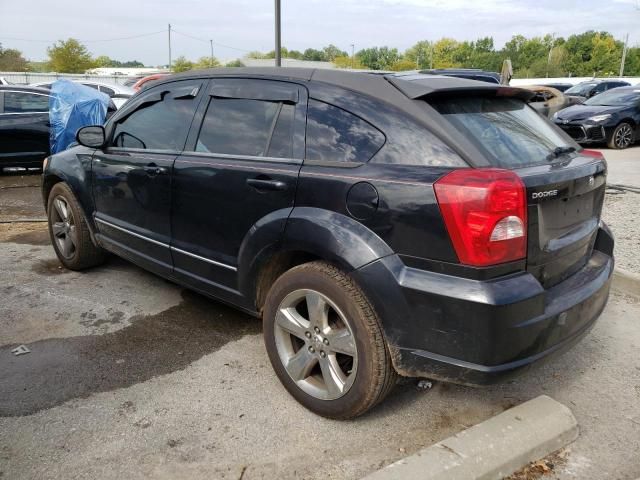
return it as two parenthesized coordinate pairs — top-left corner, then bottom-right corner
(195, 98), (294, 158)
(111, 81), (200, 151)
(305, 99), (385, 163)
(4, 92), (49, 113)
(594, 84), (607, 94)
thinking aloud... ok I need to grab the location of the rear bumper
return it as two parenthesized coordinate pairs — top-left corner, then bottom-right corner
(354, 226), (614, 385)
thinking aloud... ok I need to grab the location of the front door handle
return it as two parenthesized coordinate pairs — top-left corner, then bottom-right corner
(143, 163), (168, 176)
(246, 178), (288, 191)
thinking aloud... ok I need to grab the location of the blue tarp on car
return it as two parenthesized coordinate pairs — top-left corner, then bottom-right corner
(49, 80), (110, 154)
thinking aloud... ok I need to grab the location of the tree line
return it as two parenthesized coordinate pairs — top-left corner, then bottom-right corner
(252, 32), (640, 77)
(1, 31), (638, 77)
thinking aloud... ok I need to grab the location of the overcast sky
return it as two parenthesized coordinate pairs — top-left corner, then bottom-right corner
(1, 0), (638, 65)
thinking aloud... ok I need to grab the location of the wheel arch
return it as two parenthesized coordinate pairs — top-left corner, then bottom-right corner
(238, 207), (395, 312)
(43, 149), (97, 241)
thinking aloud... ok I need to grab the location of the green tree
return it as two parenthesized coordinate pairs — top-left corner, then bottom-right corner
(302, 48), (325, 61)
(226, 59), (246, 67)
(625, 46), (640, 76)
(333, 55), (364, 69)
(322, 44), (347, 62)
(47, 38), (94, 73)
(432, 38), (461, 68)
(404, 40), (433, 69)
(562, 31), (622, 76)
(93, 55), (113, 68)
(0, 43), (28, 71)
(247, 51), (268, 59)
(356, 47), (401, 70)
(287, 50), (303, 60)
(172, 56), (194, 72)
(390, 59), (417, 71)
(194, 56), (220, 69)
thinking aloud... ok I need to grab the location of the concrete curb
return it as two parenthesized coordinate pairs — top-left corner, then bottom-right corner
(362, 395), (578, 480)
(612, 268), (640, 299)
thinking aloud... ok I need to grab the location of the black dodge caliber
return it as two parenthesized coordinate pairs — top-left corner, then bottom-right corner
(42, 68), (614, 419)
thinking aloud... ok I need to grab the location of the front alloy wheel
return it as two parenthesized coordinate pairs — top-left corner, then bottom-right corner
(47, 182), (105, 270)
(609, 122), (633, 149)
(50, 196), (78, 259)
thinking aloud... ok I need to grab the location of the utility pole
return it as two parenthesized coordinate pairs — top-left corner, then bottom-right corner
(210, 39), (214, 67)
(351, 44), (355, 69)
(168, 23), (172, 71)
(274, 0), (281, 67)
(619, 33), (629, 78)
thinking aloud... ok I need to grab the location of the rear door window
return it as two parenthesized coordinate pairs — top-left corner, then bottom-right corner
(195, 98), (294, 158)
(4, 92), (49, 113)
(430, 96), (572, 169)
(305, 99), (385, 163)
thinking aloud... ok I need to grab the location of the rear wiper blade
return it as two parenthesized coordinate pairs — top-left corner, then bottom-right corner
(546, 146), (576, 161)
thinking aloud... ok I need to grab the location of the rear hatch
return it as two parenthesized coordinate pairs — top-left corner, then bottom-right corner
(428, 94), (607, 287)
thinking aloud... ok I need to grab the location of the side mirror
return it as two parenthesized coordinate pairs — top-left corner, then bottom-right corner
(76, 125), (106, 148)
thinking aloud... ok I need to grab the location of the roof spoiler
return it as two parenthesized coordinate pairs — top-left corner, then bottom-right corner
(386, 75), (534, 102)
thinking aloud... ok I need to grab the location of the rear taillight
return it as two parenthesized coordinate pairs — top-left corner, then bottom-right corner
(580, 149), (605, 159)
(434, 168), (527, 267)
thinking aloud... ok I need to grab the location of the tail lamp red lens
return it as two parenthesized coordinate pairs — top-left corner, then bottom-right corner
(434, 169), (527, 267)
(580, 149), (605, 160)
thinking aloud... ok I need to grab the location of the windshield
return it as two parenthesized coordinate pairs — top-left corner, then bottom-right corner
(584, 90), (640, 106)
(565, 83), (597, 95)
(430, 96), (574, 169)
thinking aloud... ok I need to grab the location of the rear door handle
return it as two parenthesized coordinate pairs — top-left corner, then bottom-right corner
(246, 178), (288, 191)
(144, 164), (168, 175)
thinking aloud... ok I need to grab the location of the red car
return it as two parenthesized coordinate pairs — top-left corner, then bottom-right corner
(132, 73), (170, 92)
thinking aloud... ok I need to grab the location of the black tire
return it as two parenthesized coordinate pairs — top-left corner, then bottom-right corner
(47, 182), (106, 270)
(607, 122), (634, 149)
(263, 261), (397, 419)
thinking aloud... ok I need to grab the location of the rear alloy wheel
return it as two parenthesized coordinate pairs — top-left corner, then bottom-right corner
(47, 182), (105, 270)
(608, 122), (634, 149)
(263, 261), (397, 419)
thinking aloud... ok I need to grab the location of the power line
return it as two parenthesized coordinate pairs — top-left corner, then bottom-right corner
(171, 29), (251, 53)
(0, 30), (166, 44)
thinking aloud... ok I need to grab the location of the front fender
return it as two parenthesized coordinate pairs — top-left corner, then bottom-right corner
(43, 146), (96, 231)
(236, 206), (395, 305)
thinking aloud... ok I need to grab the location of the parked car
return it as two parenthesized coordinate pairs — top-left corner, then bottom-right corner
(564, 79), (630, 101)
(521, 85), (581, 118)
(122, 76), (144, 87)
(31, 80), (134, 105)
(0, 85), (51, 170)
(538, 82), (573, 92)
(419, 68), (500, 84)
(553, 86), (640, 149)
(1, 84), (119, 171)
(132, 73), (170, 91)
(42, 69), (614, 418)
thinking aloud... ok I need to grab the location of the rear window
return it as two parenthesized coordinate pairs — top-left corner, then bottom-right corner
(430, 96), (572, 169)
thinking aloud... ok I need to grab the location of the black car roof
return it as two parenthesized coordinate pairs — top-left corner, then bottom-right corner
(165, 67), (532, 104)
(0, 85), (51, 94)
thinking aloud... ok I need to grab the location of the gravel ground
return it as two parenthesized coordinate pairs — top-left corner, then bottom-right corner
(602, 192), (640, 274)
(598, 146), (640, 274)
